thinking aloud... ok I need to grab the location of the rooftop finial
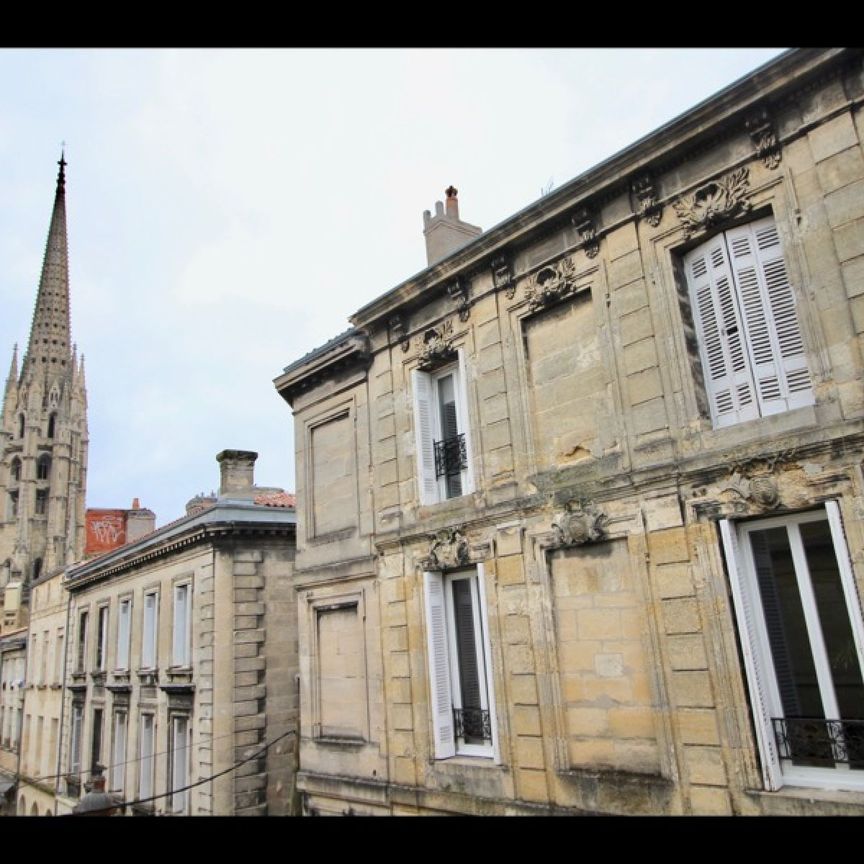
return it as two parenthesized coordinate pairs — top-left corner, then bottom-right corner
(58, 145), (67, 191)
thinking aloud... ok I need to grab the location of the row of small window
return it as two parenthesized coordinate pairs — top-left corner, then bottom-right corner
(0, 707), (22, 752)
(69, 706), (191, 814)
(423, 505), (864, 793)
(14, 413), (57, 439)
(6, 490), (50, 519)
(75, 583), (192, 675)
(411, 216), (815, 506)
(6, 455), (52, 484)
(28, 627), (65, 687)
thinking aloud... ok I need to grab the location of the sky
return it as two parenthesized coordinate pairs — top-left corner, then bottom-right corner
(0, 48), (786, 527)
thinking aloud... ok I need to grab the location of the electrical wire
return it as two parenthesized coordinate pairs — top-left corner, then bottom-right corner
(64, 728), (296, 816)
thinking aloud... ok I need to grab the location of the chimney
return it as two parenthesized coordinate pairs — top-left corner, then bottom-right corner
(422, 186), (482, 267)
(216, 449), (258, 495)
(126, 498), (156, 542)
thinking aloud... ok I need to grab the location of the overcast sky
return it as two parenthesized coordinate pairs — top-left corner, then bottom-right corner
(0, 48), (785, 526)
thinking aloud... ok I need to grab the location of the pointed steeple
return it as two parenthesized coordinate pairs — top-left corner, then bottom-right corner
(5, 343), (17, 389)
(23, 150), (72, 378)
(2, 344), (18, 425)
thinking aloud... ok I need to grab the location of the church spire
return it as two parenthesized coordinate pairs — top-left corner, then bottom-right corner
(23, 150), (72, 377)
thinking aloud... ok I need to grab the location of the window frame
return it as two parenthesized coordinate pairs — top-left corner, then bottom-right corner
(168, 714), (191, 815)
(141, 589), (159, 670)
(115, 596), (132, 672)
(423, 564), (499, 761)
(720, 501), (864, 791)
(138, 713), (155, 802)
(95, 604), (109, 672)
(110, 710), (127, 795)
(681, 214), (814, 429)
(75, 610), (89, 674)
(172, 582), (192, 669)
(412, 349), (474, 506)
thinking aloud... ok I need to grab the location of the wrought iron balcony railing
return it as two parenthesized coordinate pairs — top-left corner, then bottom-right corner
(434, 433), (467, 479)
(453, 707), (492, 745)
(772, 717), (864, 768)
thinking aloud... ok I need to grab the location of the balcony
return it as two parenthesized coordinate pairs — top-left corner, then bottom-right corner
(773, 717), (864, 769)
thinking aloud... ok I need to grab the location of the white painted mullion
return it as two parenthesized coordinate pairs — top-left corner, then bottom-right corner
(721, 519), (783, 789)
(825, 500), (864, 687)
(787, 523), (840, 721)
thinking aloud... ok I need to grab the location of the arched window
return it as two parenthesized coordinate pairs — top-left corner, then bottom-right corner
(47, 413), (56, 439)
(10, 458), (21, 484)
(37, 455), (51, 481)
(32, 559), (42, 581)
(18, 414), (25, 439)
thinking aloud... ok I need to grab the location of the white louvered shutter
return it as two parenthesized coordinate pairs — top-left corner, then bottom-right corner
(423, 571), (456, 759)
(412, 369), (439, 505)
(719, 519), (782, 791)
(726, 218), (814, 416)
(686, 236), (759, 427)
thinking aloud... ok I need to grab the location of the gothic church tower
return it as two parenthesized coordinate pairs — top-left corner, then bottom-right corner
(0, 155), (88, 630)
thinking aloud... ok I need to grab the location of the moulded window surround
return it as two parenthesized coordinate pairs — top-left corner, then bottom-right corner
(35, 490), (47, 516)
(90, 707), (104, 775)
(69, 704), (83, 775)
(141, 591), (159, 670)
(9, 459), (21, 484)
(720, 502), (864, 792)
(76, 611), (88, 673)
(423, 564), (499, 760)
(115, 598), (132, 672)
(172, 583), (191, 668)
(169, 715), (191, 814)
(412, 350), (474, 506)
(95, 606), (109, 672)
(36, 456), (50, 480)
(139, 714), (155, 801)
(110, 711), (127, 794)
(8, 491), (18, 520)
(682, 215), (814, 429)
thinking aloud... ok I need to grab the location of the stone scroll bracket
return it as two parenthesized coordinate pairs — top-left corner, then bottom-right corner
(571, 207), (600, 258)
(746, 109), (782, 170)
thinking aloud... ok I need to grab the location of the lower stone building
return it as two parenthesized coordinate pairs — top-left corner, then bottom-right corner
(0, 627), (25, 814)
(56, 450), (298, 815)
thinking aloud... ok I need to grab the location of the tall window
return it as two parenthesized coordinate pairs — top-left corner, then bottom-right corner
(47, 413), (56, 439)
(35, 490), (47, 516)
(8, 491), (18, 519)
(721, 503), (864, 791)
(76, 611), (88, 673)
(40, 631), (49, 684)
(96, 606), (109, 671)
(54, 630), (64, 685)
(139, 714), (155, 801)
(36, 455), (50, 480)
(116, 598), (131, 671)
(90, 708), (103, 775)
(69, 704), (83, 775)
(412, 353), (473, 505)
(423, 566), (497, 759)
(169, 716), (190, 814)
(142, 591), (158, 669)
(110, 711), (127, 794)
(9, 458), (21, 484)
(683, 216), (814, 428)
(172, 584), (191, 668)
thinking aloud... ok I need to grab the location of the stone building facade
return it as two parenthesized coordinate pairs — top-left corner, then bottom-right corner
(275, 49), (864, 815)
(0, 627), (26, 813)
(57, 451), (299, 815)
(1, 155), (88, 632)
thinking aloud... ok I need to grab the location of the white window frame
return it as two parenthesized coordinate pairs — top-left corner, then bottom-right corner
(720, 502), (864, 791)
(412, 350), (474, 505)
(169, 715), (191, 814)
(76, 610), (88, 673)
(172, 583), (191, 668)
(95, 605), (109, 672)
(115, 597), (132, 672)
(69, 703), (83, 776)
(683, 215), (814, 429)
(110, 710), (127, 794)
(138, 713), (155, 801)
(142, 590), (159, 670)
(423, 564), (498, 761)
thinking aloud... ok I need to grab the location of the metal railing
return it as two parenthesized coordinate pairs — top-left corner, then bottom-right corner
(772, 717), (864, 767)
(453, 708), (492, 745)
(434, 433), (466, 480)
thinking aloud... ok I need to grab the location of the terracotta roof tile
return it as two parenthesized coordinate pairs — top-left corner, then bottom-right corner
(253, 491), (296, 509)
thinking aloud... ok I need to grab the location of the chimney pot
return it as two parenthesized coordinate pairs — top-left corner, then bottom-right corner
(216, 449), (258, 495)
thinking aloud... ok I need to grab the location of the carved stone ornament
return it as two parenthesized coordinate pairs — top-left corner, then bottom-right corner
(447, 276), (471, 322)
(632, 174), (663, 227)
(492, 255), (515, 299)
(550, 501), (608, 549)
(389, 314), (410, 353)
(746, 109), (782, 170)
(571, 207), (600, 258)
(416, 320), (456, 371)
(722, 471), (781, 513)
(423, 527), (471, 570)
(523, 256), (578, 312)
(673, 167), (752, 237)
